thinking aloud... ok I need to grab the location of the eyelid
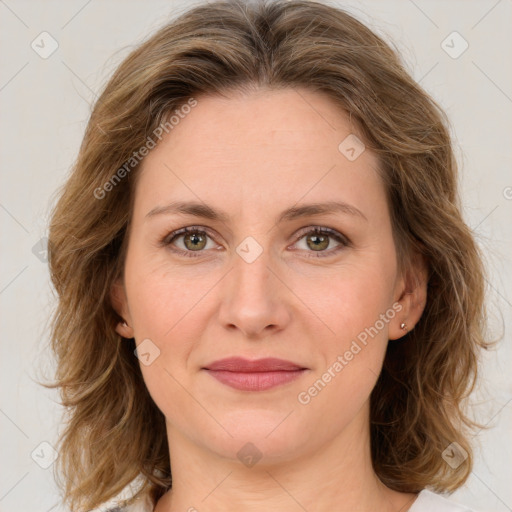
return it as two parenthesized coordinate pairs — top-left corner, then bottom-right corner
(291, 225), (351, 247)
(287, 225), (351, 259)
(161, 225), (221, 254)
(162, 225), (217, 244)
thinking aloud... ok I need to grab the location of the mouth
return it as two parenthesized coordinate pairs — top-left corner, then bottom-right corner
(202, 357), (308, 392)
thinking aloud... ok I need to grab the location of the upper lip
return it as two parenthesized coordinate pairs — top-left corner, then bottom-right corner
(203, 357), (306, 372)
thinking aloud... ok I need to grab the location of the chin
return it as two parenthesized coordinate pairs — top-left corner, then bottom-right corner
(193, 408), (314, 465)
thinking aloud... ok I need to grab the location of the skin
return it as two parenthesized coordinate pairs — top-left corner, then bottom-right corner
(112, 87), (428, 512)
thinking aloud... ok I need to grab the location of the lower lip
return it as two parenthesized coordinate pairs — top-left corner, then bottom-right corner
(204, 369), (307, 391)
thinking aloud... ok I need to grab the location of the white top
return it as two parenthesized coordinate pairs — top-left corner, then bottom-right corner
(111, 489), (476, 511)
(409, 490), (475, 511)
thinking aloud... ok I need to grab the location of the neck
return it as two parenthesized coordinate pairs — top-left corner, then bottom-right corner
(155, 402), (418, 512)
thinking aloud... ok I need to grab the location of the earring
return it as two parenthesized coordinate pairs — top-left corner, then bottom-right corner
(122, 321), (128, 328)
(400, 322), (407, 332)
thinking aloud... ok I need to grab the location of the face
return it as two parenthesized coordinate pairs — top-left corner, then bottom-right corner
(112, 87), (422, 464)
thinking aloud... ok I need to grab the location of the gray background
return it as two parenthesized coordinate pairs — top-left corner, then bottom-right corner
(0, 0), (511, 511)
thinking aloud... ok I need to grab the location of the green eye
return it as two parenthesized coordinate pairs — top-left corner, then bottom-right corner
(292, 227), (350, 258)
(162, 225), (350, 259)
(163, 227), (215, 257)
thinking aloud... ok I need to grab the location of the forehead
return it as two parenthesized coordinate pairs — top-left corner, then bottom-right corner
(134, 88), (386, 222)
(157, 87), (366, 155)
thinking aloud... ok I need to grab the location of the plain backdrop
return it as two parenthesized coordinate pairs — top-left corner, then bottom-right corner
(1, 1), (511, 511)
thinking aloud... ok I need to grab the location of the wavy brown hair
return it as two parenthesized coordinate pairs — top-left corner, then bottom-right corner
(43, 0), (490, 510)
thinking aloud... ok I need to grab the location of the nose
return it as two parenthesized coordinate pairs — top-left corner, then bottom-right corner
(217, 245), (292, 340)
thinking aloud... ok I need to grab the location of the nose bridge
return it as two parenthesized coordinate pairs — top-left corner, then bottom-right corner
(234, 244), (273, 294)
(230, 239), (277, 307)
(218, 236), (290, 337)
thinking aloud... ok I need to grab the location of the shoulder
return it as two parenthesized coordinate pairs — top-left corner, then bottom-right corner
(105, 504), (153, 512)
(105, 505), (153, 512)
(103, 494), (154, 512)
(409, 489), (478, 512)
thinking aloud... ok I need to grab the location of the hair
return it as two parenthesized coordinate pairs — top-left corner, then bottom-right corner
(43, 0), (491, 510)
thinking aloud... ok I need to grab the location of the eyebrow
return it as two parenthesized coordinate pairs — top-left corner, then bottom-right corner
(145, 200), (367, 223)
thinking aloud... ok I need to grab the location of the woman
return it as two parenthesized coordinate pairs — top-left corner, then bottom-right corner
(45, 0), (489, 510)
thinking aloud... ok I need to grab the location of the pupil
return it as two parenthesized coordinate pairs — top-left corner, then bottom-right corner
(187, 232), (204, 249)
(309, 234), (327, 250)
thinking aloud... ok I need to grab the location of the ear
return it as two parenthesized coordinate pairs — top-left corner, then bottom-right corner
(110, 277), (134, 339)
(389, 250), (428, 340)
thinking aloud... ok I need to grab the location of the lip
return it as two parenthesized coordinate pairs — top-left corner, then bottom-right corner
(204, 357), (306, 372)
(203, 357), (308, 391)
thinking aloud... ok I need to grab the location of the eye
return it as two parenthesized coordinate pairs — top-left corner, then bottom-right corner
(291, 226), (350, 258)
(162, 226), (219, 258)
(161, 225), (350, 259)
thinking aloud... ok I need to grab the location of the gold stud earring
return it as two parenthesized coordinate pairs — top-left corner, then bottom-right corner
(400, 322), (407, 332)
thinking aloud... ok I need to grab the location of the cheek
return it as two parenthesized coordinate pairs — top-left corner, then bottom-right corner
(126, 260), (207, 420)
(293, 272), (393, 432)
(301, 257), (397, 343)
(293, 256), (396, 405)
(125, 244), (215, 339)
(124, 252), (223, 402)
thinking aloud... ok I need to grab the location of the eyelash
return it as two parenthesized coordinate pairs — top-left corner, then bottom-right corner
(161, 225), (351, 259)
